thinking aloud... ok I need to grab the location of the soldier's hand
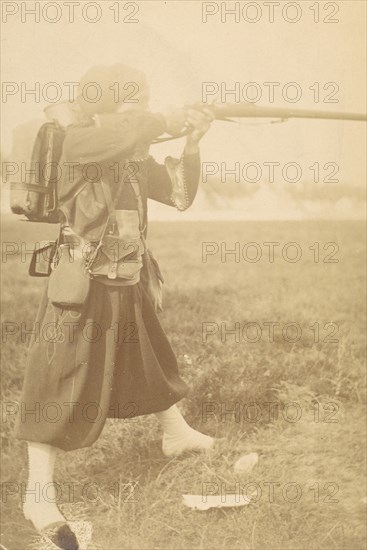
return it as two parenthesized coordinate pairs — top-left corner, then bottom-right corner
(186, 108), (215, 143)
(162, 108), (187, 137)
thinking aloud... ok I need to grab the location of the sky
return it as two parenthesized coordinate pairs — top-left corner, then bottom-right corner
(1, 0), (366, 219)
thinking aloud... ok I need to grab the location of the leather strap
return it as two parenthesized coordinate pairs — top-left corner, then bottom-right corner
(130, 179), (147, 252)
(130, 180), (144, 229)
(10, 182), (50, 193)
(103, 164), (147, 251)
(99, 167), (128, 240)
(86, 168), (128, 268)
(90, 163), (147, 266)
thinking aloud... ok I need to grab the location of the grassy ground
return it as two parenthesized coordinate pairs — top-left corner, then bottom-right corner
(1, 216), (366, 550)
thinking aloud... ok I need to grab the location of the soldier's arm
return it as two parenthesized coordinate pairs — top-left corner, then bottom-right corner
(63, 112), (166, 165)
(147, 107), (213, 209)
(146, 152), (201, 210)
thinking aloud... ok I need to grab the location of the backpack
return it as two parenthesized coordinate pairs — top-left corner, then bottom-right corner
(10, 120), (66, 223)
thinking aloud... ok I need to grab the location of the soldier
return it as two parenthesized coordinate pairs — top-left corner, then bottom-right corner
(15, 64), (215, 549)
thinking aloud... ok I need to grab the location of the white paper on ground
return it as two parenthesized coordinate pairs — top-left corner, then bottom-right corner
(182, 494), (251, 511)
(233, 452), (259, 474)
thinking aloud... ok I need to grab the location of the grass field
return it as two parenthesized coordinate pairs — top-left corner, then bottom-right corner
(1, 216), (366, 550)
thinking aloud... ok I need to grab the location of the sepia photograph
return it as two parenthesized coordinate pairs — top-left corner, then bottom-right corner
(1, 1), (366, 549)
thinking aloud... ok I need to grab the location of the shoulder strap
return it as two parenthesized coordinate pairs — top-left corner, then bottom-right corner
(99, 166), (129, 240)
(86, 174), (128, 269)
(98, 165), (147, 251)
(100, 176), (126, 216)
(130, 178), (147, 253)
(129, 179), (145, 232)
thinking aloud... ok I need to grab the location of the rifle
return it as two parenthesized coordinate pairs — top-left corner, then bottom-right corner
(41, 98), (366, 144)
(193, 102), (366, 122)
(11, 99), (365, 223)
(154, 101), (366, 143)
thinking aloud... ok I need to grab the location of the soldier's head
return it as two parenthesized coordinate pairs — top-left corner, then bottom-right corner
(76, 63), (150, 116)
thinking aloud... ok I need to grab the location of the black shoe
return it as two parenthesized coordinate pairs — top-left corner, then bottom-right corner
(43, 522), (79, 550)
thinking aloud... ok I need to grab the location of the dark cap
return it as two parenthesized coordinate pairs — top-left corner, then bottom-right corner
(77, 63), (149, 115)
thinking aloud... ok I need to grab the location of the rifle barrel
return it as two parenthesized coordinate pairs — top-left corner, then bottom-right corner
(198, 103), (367, 122)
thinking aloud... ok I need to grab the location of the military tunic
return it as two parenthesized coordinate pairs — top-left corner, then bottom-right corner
(15, 111), (201, 451)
